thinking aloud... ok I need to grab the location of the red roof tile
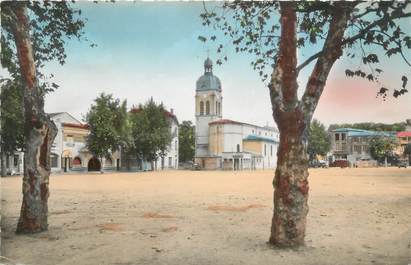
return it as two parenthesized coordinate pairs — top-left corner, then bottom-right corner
(397, 131), (411, 137)
(63, 123), (89, 129)
(208, 119), (244, 125)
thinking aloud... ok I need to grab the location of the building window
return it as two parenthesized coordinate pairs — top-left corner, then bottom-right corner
(335, 134), (340, 141)
(206, 101), (210, 115)
(236, 144), (240, 152)
(341, 133), (346, 141)
(168, 157), (172, 167)
(175, 140), (178, 150)
(354, 145), (361, 153)
(200, 101), (204, 115)
(264, 144), (267, 156)
(51, 153), (58, 168)
(14, 155), (19, 167)
(252, 130), (254, 134)
(271, 145), (273, 156)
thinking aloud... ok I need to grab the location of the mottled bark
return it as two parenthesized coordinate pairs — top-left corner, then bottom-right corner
(10, 2), (57, 234)
(269, 111), (309, 247)
(268, 2), (350, 247)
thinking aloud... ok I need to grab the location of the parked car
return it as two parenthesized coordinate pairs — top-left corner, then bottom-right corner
(179, 161), (194, 170)
(330, 160), (349, 168)
(192, 163), (201, 170)
(309, 160), (328, 168)
(398, 160), (408, 168)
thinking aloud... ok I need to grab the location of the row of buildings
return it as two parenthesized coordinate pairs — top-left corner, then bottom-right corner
(2, 110), (179, 175)
(330, 120), (411, 166)
(2, 57), (279, 175)
(2, 58), (410, 174)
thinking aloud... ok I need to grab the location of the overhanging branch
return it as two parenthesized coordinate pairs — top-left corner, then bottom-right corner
(296, 11), (411, 74)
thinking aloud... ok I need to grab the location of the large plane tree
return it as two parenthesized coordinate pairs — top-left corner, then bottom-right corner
(201, 1), (410, 247)
(1, 1), (87, 233)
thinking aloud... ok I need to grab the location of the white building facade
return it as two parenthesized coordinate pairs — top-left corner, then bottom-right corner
(2, 112), (120, 175)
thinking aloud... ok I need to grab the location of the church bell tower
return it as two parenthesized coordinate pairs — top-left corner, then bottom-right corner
(194, 58), (223, 159)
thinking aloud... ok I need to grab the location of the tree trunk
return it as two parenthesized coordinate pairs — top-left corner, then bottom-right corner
(1, 154), (6, 177)
(10, 2), (58, 234)
(269, 112), (309, 247)
(266, 2), (350, 247)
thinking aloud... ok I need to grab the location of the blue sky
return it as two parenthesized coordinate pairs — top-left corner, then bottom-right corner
(43, 2), (411, 126)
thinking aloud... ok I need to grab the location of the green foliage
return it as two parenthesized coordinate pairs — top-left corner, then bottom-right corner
(0, 79), (24, 155)
(178, 121), (195, 162)
(1, 1), (89, 93)
(369, 136), (398, 162)
(307, 119), (330, 161)
(328, 122), (406, 132)
(86, 93), (128, 159)
(129, 99), (172, 163)
(200, 1), (410, 97)
(0, 1), (88, 155)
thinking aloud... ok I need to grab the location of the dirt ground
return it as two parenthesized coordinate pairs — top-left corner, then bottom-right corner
(1, 168), (411, 265)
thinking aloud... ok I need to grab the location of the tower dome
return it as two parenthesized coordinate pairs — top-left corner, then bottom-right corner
(204, 57), (213, 69)
(196, 58), (222, 92)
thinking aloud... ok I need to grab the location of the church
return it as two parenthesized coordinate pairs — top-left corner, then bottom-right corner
(194, 58), (279, 170)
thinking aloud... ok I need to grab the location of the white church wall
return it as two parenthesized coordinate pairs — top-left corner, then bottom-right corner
(222, 124), (243, 153)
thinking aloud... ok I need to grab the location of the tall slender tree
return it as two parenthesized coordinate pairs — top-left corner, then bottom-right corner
(201, 1), (411, 247)
(1, 1), (87, 233)
(308, 119), (330, 162)
(178, 121), (195, 163)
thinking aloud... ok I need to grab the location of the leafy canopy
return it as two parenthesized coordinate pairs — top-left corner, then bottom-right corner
(1, 1), (89, 155)
(369, 136), (398, 162)
(307, 119), (330, 161)
(328, 122), (407, 132)
(129, 99), (172, 162)
(200, 1), (410, 98)
(86, 93), (128, 159)
(0, 79), (24, 155)
(1, 1), (91, 93)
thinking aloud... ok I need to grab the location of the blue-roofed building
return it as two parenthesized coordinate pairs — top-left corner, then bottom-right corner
(331, 128), (396, 166)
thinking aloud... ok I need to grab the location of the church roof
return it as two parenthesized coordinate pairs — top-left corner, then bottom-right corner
(209, 119), (278, 132)
(196, 58), (222, 92)
(243, 135), (279, 144)
(196, 73), (222, 92)
(63, 123), (90, 130)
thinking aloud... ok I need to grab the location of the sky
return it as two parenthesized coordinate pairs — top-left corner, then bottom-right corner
(41, 2), (411, 127)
